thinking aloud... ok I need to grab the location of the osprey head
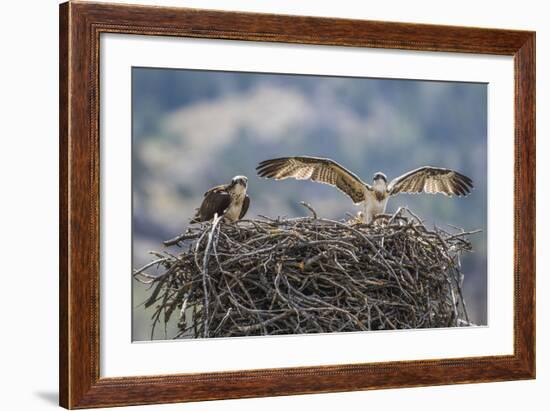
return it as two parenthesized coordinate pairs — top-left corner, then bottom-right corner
(373, 172), (387, 184)
(230, 175), (248, 190)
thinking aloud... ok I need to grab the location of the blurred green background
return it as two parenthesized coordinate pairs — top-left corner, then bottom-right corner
(132, 67), (487, 340)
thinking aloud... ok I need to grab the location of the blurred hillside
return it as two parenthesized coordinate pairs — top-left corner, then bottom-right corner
(132, 67), (487, 340)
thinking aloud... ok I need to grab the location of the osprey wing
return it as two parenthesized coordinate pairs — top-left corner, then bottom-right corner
(192, 186), (231, 222)
(239, 195), (250, 219)
(256, 156), (368, 204)
(387, 166), (473, 197)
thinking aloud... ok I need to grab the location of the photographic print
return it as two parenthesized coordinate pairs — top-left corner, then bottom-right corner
(132, 67), (487, 341)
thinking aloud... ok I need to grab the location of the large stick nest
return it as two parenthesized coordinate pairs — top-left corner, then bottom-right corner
(134, 205), (476, 339)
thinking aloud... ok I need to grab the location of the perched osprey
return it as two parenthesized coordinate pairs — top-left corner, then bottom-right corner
(191, 176), (250, 223)
(256, 156), (473, 223)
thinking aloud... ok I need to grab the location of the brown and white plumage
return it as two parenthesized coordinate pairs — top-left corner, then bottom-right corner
(387, 166), (473, 197)
(256, 156), (367, 203)
(191, 176), (250, 223)
(256, 156), (473, 223)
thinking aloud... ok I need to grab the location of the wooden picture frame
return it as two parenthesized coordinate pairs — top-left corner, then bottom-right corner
(59, 1), (535, 408)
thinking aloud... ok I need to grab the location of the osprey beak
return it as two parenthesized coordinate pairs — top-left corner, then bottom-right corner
(232, 176), (248, 188)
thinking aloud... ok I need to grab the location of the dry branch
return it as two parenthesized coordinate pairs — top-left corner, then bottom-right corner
(134, 206), (478, 339)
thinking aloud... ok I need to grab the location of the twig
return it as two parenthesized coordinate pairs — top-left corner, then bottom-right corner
(200, 214), (222, 337)
(163, 232), (201, 247)
(300, 201), (318, 218)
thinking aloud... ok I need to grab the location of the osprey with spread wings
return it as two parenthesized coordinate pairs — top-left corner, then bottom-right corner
(256, 156), (473, 223)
